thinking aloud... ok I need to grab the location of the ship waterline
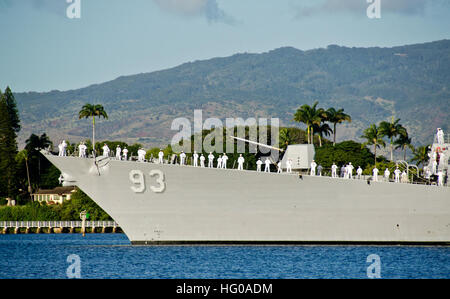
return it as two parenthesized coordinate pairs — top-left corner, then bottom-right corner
(43, 155), (450, 245)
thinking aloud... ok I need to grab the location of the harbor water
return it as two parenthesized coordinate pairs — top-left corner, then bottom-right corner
(0, 234), (449, 279)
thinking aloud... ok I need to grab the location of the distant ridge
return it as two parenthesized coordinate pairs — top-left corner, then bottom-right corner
(14, 39), (450, 151)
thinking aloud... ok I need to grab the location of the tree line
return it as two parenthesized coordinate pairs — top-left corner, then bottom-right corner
(0, 87), (62, 204)
(292, 101), (431, 168)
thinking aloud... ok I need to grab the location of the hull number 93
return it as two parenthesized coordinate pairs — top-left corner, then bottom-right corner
(129, 170), (166, 194)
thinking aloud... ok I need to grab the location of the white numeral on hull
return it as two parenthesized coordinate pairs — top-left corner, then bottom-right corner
(129, 170), (166, 194)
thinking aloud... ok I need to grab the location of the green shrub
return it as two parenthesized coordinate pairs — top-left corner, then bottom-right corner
(315, 140), (375, 170)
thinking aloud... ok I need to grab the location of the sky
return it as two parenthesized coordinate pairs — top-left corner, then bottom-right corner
(0, 0), (449, 92)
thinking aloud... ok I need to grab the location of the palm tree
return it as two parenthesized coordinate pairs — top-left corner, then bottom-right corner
(293, 101), (324, 144)
(25, 133), (52, 181)
(410, 145), (431, 169)
(17, 150), (32, 194)
(25, 133), (52, 153)
(394, 132), (413, 161)
(312, 122), (333, 147)
(325, 107), (352, 146)
(361, 124), (386, 166)
(279, 128), (293, 150)
(78, 104), (108, 157)
(379, 118), (407, 161)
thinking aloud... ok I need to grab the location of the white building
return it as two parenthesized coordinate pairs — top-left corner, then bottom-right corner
(32, 186), (77, 205)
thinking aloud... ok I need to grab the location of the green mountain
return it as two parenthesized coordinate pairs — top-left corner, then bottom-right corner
(14, 40), (450, 149)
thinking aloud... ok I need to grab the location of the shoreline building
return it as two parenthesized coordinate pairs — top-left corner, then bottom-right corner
(32, 186), (77, 205)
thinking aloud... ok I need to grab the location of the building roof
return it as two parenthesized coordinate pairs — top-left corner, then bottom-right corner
(33, 186), (77, 195)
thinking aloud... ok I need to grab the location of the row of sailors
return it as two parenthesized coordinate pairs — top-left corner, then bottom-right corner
(58, 127), (447, 157)
(311, 161), (358, 179)
(371, 166), (408, 183)
(311, 160), (447, 185)
(372, 165), (444, 186)
(176, 151), (294, 173)
(78, 143), (294, 173)
(68, 142), (447, 185)
(56, 142), (130, 160)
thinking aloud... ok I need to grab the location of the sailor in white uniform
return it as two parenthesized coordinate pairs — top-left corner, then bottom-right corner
(78, 142), (87, 158)
(237, 154), (245, 170)
(431, 151), (437, 162)
(256, 159), (262, 172)
(57, 140), (68, 157)
(58, 142), (63, 156)
(217, 155), (222, 169)
(384, 168), (390, 182)
(424, 166), (431, 179)
(277, 161), (282, 173)
(310, 160), (317, 176)
(286, 159), (292, 173)
(401, 171), (408, 183)
(372, 167), (379, 182)
(82, 142), (88, 158)
(356, 166), (363, 179)
(200, 154), (205, 167)
(193, 151), (199, 167)
(340, 165), (346, 178)
(208, 152), (214, 168)
(62, 140), (67, 156)
(437, 170), (444, 186)
(394, 167), (401, 183)
(264, 159), (271, 173)
(102, 144), (110, 157)
(180, 151), (186, 165)
(158, 149), (164, 164)
(439, 152), (446, 167)
(432, 160), (437, 175)
(331, 163), (337, 178)
(222, 153), (228, 169)
(122, 147), (128, 161)
(137, 148), (146, 162)
(116, 145), (122, 160)
(437, 128), (444, 144)
(347, 163), (354, 179)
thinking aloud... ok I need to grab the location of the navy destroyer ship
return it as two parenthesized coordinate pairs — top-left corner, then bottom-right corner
(42, 131), (450, 245)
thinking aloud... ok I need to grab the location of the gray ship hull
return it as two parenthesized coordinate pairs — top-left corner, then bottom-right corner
(44, 155), (450, 245)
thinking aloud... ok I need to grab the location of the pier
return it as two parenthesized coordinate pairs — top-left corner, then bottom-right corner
(0, 221), (120, 234)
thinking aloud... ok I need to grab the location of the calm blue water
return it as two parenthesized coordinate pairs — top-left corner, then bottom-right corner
(0, 234), (449, 279)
